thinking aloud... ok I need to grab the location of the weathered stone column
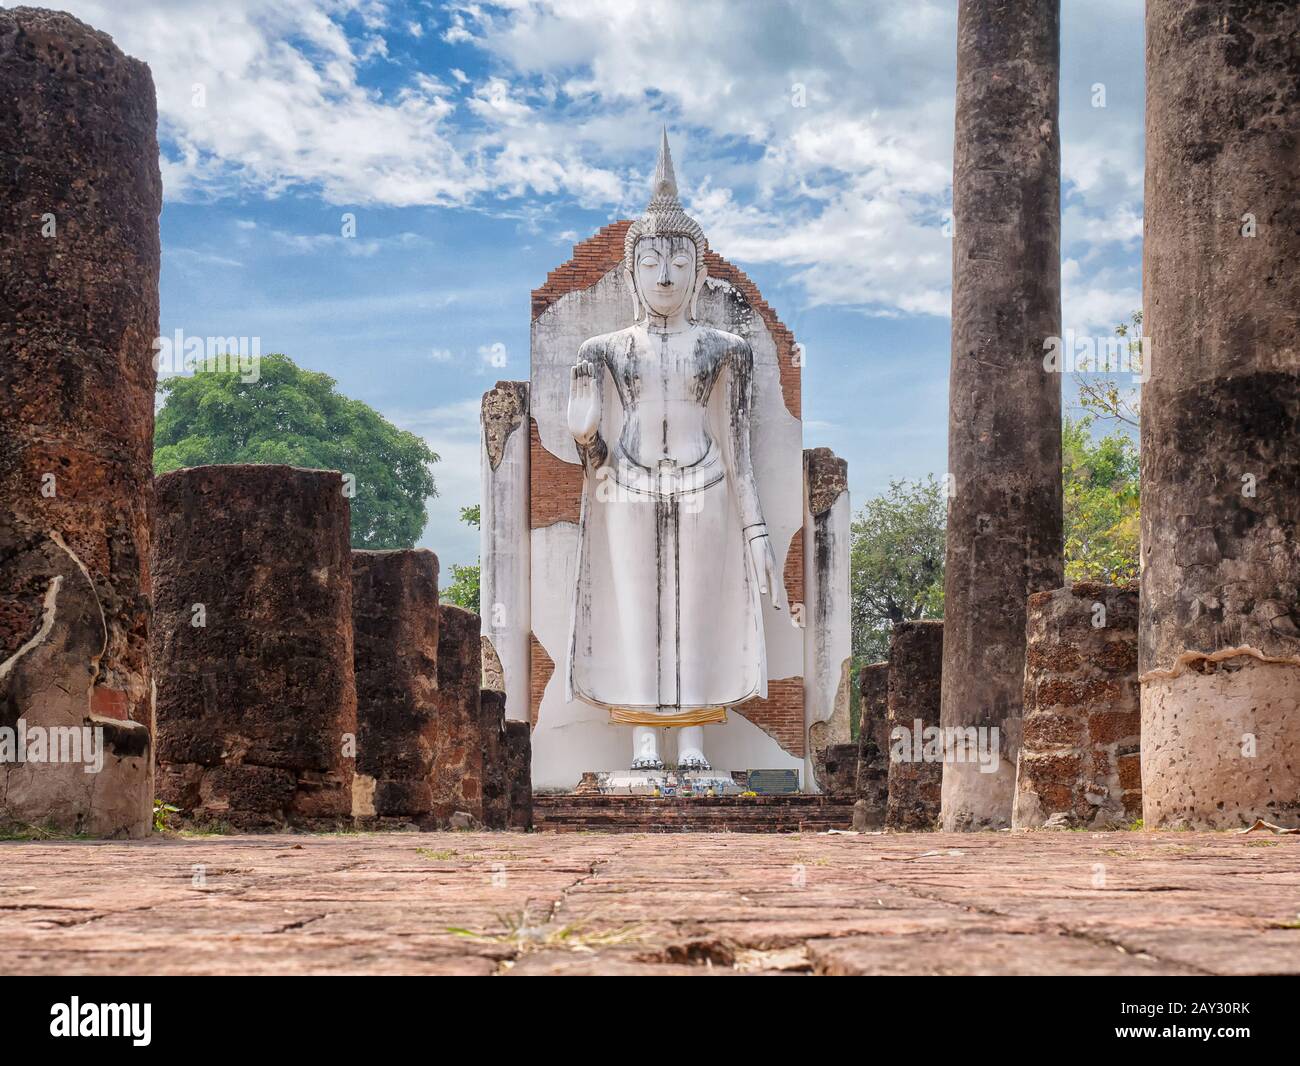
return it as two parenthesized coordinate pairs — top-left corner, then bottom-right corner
(1014, 584), (1140, 829)
(941, 0), (1063, 830)
(1141, 1), (1300, 829)
(887, 621), (944, 830)
(504, 719), (533, 830)
(853, 662), (890, 830)
(803, 447), (852, 791)
(0, 9), (160, 837)
(431, 605), (486, 824)
(480, 689), (509, 829)
(480, 381), (530, 719)
(351, 549), (439, 822)
(152, 466), (355, 828)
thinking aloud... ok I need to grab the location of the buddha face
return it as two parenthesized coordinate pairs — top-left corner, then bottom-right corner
(633, 235), (697, 321)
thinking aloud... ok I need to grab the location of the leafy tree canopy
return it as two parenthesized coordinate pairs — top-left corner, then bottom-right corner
(1063, 415), (1139, 584)
(442, 505), (481, 613)
(154, 353), (438, 550)
(850, 475), (947, 665)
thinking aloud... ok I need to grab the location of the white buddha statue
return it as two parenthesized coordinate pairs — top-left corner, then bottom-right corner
(565, 131), (784, 772)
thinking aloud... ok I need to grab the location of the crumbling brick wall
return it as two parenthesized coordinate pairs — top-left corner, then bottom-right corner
(1014, 582), (1140, 829)
(152, 465), (355, 829)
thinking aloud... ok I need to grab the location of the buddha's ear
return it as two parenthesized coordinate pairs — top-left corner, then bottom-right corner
(624, 265), (645, 324)
(689, 263), (708, 323)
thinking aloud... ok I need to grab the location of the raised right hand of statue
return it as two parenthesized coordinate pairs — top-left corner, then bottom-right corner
(567, 357), (601, 445)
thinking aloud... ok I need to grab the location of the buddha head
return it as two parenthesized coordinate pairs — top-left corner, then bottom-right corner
(624, 130), (708, 324)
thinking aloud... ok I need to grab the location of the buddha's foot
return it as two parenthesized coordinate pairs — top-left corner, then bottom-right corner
(678, 751), (711, 772)
(631, 755), (665, 771)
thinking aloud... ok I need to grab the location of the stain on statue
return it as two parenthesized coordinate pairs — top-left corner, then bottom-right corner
(565, 132), (785, 772)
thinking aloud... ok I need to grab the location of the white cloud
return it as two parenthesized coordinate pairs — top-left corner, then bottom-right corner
(1062, 258), (1141, 337)
(50, 0), (1144, 320)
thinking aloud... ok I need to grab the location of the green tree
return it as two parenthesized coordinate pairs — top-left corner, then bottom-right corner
(849, 475), (947, 666)
(1075, 310), (1143, 428)
(441, 505), (481, 612)
(1062, 415), (1139, 584)
(154, 353), (438, 549)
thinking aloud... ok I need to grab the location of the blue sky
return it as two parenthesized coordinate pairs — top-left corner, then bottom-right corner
(32, 0), (1145, 570)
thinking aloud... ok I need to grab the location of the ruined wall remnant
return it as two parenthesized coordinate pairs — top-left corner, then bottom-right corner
(504, 719), (533, 830)
(888, 621), (944, 831)
(853, 662), (890, 830)
(430, 605), (486, 825)
(1141, 1), (1300, 829)
(0, 8), (161, 837)
(804, 447), (852, 790)
(941, 0), (1064, 830)
(351, 549), (439, 822)
(152, 465), (355, 829)
(480, 689), (509, 829)
(1013, 583), (1140, 829)
(480, 380), (530, 725)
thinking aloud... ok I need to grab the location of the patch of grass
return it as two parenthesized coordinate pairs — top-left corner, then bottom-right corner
(449, 907), (645, 955)
(418, 848), (458, 860)
(0, 821), (92, 842)
(1126, 818), (1145, 831)
(176, 819), (234, 837)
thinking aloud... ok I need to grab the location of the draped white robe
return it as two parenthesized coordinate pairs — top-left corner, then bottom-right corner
(566, 324), (770, 716)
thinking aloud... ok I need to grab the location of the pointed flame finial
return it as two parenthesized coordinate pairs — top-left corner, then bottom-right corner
(652, 126), (678, 202)
(623, 127), (707, 275)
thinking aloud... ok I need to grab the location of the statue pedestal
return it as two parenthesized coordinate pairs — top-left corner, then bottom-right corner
(582, 770), (745, 796)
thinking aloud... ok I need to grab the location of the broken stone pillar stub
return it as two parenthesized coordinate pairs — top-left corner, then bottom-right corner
(351, 548), (440, 822)
(480, 688), (510, 830)
(887, 621), (944, 831)
(1014, 583), (1140, 830)
(152, 465), (356, 829)
(0, 8), (162, 838)
(854, 661), (890, 830)
(504, 719), (533, 830)
(430, 604), (486, 826)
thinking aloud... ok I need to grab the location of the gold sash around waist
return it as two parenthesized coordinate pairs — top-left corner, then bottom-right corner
(608, 706), (727, 727)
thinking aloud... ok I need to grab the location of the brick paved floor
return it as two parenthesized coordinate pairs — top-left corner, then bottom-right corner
(2, 830), (1297, 975)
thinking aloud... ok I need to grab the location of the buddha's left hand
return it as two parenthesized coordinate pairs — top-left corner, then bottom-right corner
(749, 533), (784, 611)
